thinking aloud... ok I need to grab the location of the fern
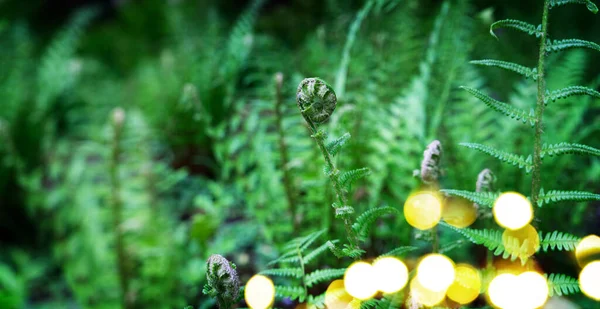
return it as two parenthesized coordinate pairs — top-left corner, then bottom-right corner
(536, 188), (600, 206)
(304, 268), (346, 287)
(460, 142), (533, 172)
(547, 273), (581, 296)
(340, 167), (371, 190)
(379, 246), (419, 258)
(545, 86), (600, 104)
(549, 0), (599, 13)
(546, 38), (600, 53)
(470, 59), (538, 80)
(441, 189), (500, 208)
(352, 206), (400, 240)
(326, 132), (351, 156)
(541, 142), (600, 157)
(490, 19), (541, 39)
(539, 231), (580, 251)
(274, 285), (306, 302)
(460, 86), (536, 125)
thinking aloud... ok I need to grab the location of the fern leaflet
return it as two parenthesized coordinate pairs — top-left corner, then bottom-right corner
(340, 167), (371, 190)
(537, 188), (600, 207)
(441, 189), (500, 208)
(546, 38), (600, 53)
(305, 268), (346, 287)
(460, 142), (533, 172)
(541, 142), (600, 157)
(326, 132), (351, 156)
(352, 206), (400, 239)
(275, 285), (306, 302)
(260, 268), (303, 278)
(547, 273), (581, 297)
(380, 246), (418, 258)
(545, 86), (600, 104)
(549, 0), (599, 13)
(490, 19), (541, 39)
(470, 59), (537, 80)
(539, 231), (580, 251)
(461, 86), (536, 125)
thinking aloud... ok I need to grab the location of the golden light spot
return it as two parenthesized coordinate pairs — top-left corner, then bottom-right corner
(245, 274), (275, 309)
(344, 262), (377, 300)
(404, 191), (443, 230)
(325, 279), (353, 309)
(372, 257), (409, 293)
(416, 254), (455, 292)
(410, 278), (447, 307)
(580, 260), (600, 300)
(446, 264), (481, 305)
(575, 235), (600, 268)
(442, 197), (477, 228)
(493, 192), (533, 230)
(517, 271), (548, 309)
(502, 224), (540, 259)
(487, 273), (517, 309)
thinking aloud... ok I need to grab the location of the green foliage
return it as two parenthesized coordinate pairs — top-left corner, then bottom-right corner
(441, 189), (500, 208)
(459, 142), (533, 172)
(460, 87), (536, 125)
(490, 19), (541, 39)
(470, 59), (538, 80)
(547, 273), (581, 296)
(539, 231), (580, 251)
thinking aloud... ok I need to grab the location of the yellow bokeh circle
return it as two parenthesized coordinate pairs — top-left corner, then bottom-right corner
(325, 279), (354, 309)
(493, 192), (533, 230)
(487, 273), (517, 309)
(344, 262), (378, 300)
(416, 254), (456, 292)
(404, 191), (443, 230)
(446, 264), (481, 305)
(516, 271), (549, 309)
(502, 224), (540, 258)
(580, 260), (600, 300)
(410, 278), (447, 307)
(245, 275), (275, 309)
(575, 235), (600, 268)
(372, 257), (409, 293)
(442, 197), (478, 228)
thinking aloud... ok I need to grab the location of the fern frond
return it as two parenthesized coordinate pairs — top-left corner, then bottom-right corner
(460, 87), (536, 125)
(327, 240), (345, 258)
(460, 143), (533, 172)
(326, 132), (351, 156)
(545, 86), (600, 104)
(541, 142), (600, 157)
(549, 0), (599, 13)
(547, 273), (581, 297)
(275, 285), (306, 302)
(539, 231), (580, 251)
(470, 60), (537, 80)
(352, 206), (400, 239)
(440, 222), (505, 256)
(537, 188), (600, 207)
(380, 246), (418, 258)
(490, 19), (541, 39)
(441, 189), (500, 208)
(340, 167), (371, 190)
(305, 268), (346, 287)
(546, 39), (600, 53)
(303, 240), (339, 265)
(260, 268), (303, 278)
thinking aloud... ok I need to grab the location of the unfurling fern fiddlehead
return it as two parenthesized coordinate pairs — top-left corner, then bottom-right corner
(203, 254), (241, 309)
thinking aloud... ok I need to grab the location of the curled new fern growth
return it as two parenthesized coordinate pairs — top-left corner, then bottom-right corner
(203, 254), (240, 309)
(420, 140), (443, 184)
(297, 77), (337, 124)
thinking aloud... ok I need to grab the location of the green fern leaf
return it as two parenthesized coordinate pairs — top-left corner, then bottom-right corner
(541, 142), (600, 158)
(539, 231), (580, 251)
(549, 0), (599, 13)
(352, 206), (400, 239)
(380, 246), (418, 258)
(547, 273), (581, 297)
(537, 188), (600, 207)
(260, 268), (303, 278)
(326, 133), (351, 156)
(470, 60), (537, 80)
(440, 222), (505, 256)
(305, 268), (346, 287)
(441, 189), (500, 208)
(327, 240), (346, 258)
(461, 87), (536, 126)
(545, 86), (600, 104)
(460, 143), (533, 172)
(340, 167), (371, 190)
(304, 240), (339, 265)
(490, 19), (541, 39)
(546, 39), (600, 53)
(275, 285), (306, 302)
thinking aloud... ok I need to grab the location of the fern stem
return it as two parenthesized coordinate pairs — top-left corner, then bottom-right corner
(110, 109), (130, 309)
(532, 1), (551, 206)
(274, 73), (299, 232)
(301, 114), (360, 253)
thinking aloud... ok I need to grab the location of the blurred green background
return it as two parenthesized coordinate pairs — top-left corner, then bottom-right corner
(0, 0), (599, 308)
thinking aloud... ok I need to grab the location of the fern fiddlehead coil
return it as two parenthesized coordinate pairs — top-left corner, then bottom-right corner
(420, 140), (443, 184)
(296, 77), (337, 124)
(204, 254), (240, 308)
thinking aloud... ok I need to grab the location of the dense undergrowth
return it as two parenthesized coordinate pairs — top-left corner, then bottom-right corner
(1, 0), (599, 308)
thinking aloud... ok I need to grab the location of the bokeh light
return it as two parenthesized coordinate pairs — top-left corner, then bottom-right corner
(580, 261), (600, 300)
(575, 235), (600, 267)
(245, 275), (275, 309)
(404, 191), (443, 230)
(410, 278), (447, 307)
(487, 273), (517, 309)
(416, 254), (455, 292)
(442, 197), (477, 228)
(502, 224), (540, 258)
(372, 257), (409, 293)
(446, 264), (481, 304)
(344, 262), (377, 300)
(324, 279), (354, 309)
(493, 192), (533, 230)
(516, 271), (548, 309)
